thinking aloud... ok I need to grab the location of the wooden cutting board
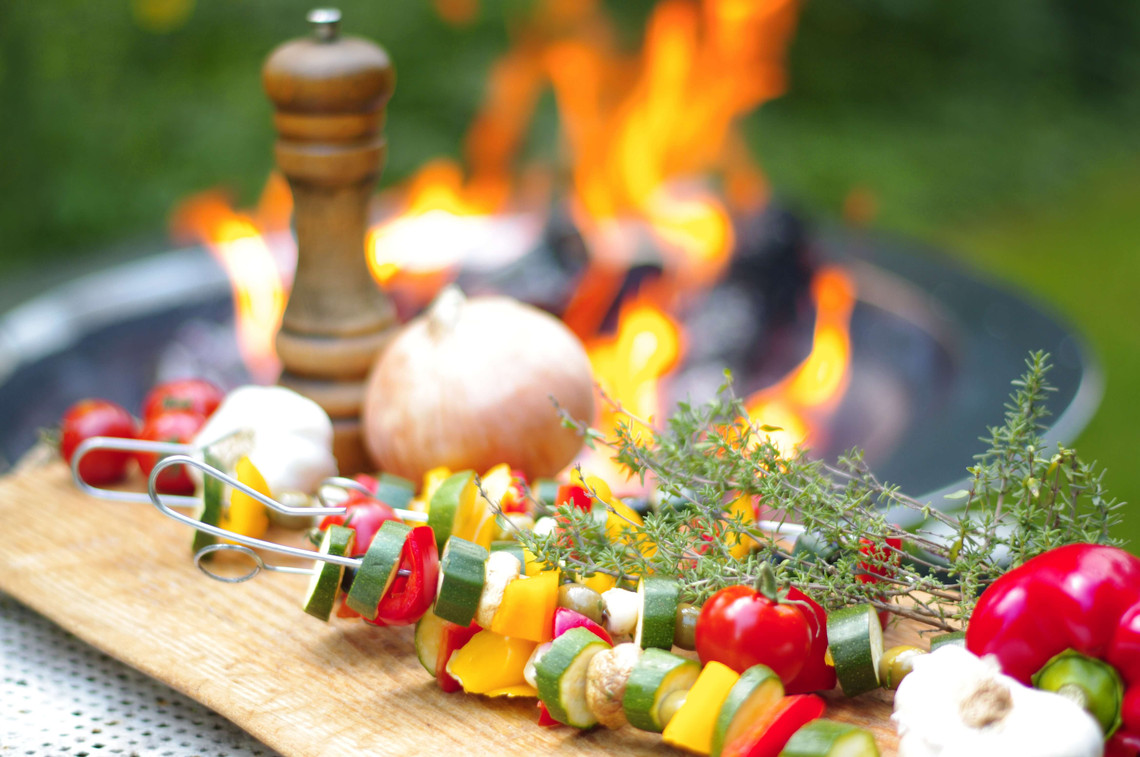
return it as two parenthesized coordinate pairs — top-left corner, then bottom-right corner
(0, 448), (917, 757)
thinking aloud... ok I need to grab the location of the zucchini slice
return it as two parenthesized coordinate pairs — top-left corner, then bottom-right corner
(191, 449), (224, 554)
(374, 472), (416, 511)
(623, 648), (701, 733)
(827, 604), (883, 697)
(778, 719), (881, 756)
(427, 470), (476, 554)
(929, 631), (966, 651)
(635, 576), (679, 650)
(711, 664), (785, 757)
(414, 610), (446, 676)
(345, 520), (411, 620)
(434, 537), (488, 626)
(535, 626), (612, 728)
(302, 525), (355, 621)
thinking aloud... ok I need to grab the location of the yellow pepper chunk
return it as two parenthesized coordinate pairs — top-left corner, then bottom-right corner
(483, 684), (538, 698)
(662, 661), (740, 755)
(725, 495), (757, 559)
(579, 571), (618, 595)
(446, 630), (537, 694)
(453, 464), (515, 549)
(523, 547), (554, 577)
(490, 570), (559, 642)
(220, 456), (270, 539)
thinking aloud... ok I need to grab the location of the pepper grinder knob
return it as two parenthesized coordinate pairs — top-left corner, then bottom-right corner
(263, 9), (397, 474)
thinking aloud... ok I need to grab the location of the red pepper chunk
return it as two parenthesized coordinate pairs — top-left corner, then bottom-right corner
(436, 621), (481, 693)
(967, 543), (1140, 741)
(721, 695), (826, 757)
(365, 525), (440, 627)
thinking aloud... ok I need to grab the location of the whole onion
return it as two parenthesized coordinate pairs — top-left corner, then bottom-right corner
(362, 287), (596, 482)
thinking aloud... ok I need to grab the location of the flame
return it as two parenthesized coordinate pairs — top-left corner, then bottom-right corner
(587, 295), (684, 440)
(171, 175), (293, 383)
(746, 267), (857, 452)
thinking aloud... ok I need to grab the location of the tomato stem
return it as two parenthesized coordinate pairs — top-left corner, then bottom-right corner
(755, 563), (779, 602)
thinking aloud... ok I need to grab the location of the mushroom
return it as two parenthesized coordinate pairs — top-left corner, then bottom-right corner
(586, 643), (644, 729)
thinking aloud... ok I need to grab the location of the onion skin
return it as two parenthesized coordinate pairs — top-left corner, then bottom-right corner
(363, 293), (596, 482)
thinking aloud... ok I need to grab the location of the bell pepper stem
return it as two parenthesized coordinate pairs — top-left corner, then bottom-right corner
(1033, 649), (1124, 738)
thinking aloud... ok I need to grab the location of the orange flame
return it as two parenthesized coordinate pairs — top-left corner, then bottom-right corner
(746, 267), (857, 452)
(171, 175), (293, 384)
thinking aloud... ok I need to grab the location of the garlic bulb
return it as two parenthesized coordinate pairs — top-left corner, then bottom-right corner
(362, 287), (596, 482)
(892, 645), (1103, 757)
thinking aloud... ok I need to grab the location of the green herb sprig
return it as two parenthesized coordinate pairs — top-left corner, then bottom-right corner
(508, 351), (1124, 631)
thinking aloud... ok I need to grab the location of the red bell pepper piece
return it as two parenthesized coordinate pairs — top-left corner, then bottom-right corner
(556, 482), (593, 512)
(782, 587), (837, 694)
(552, 607), (613, 645)
(364, 525), (440, 627)
(721, 694), (826, 757)
(436, 621), (482, 693)
(536, 701), (561, 727)
(499, 470), (531, 515)
(967, 543), (1140, 742)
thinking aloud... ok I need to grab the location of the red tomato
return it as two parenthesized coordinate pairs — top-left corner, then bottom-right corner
(857, 536), (902, 584)
(782, 587), (837, 694)
(695, 584), (812, 684)
(60, 399), (138, 485)
(142, 379), (224, 421)
(319, 498), (400, 557)
(136, 409), (207, 495)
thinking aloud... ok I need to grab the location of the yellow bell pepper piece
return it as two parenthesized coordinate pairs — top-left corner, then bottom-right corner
(483, 684), (538, 698)
(446, 630), (537, 694)
(579, 571), (618, 595)
(725, 495), (757, 559)
(662, 661), (740, 755)
(453, 464), (515, 549)
(522, 547), (554, 577)
(490, 569), (559, 642)
(220, 456), (270, 539)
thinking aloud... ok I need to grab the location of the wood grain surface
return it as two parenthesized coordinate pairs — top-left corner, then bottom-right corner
(0, 450), (916, 757)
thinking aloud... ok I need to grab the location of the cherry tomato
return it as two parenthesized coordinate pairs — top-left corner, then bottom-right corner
(60, 399), (138, 485)
(142, 379), (224, 422)
(695, 583), (812, 684)
(136, 409), (207, 495)
(319, 497), (400, 557)
(857, 536), (902, 584)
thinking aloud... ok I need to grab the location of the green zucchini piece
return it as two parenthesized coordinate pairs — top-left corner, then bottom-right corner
(929, 631), (966, 651)
(635, 576), (679, 650)
(191, 450), (224, 554)
(375, 473), (416, 511)
(623, 648), (701, 733)
(711, 664), (785, 757)
(302, 525), (355, 621)
(489, 540), (526, 567)
(535, 626), (611, 728)
(827, 604), (883, 697)
(434, 537), (488, 626)
(779, 719), (880, 756)
(427, 470), (475, 554)
(345, 520), (411, 620)
(414, 611), (446, 676)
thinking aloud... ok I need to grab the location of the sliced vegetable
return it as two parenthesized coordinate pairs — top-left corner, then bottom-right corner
(1033, 649), (1124, 737)
(826, 604), (883, 697)
(721, 694), (826, 757)
(434, 537), (488, 626)
(778, 719), (879, 756)
(636, 576), (680, 650)
(414, 610), (445, 676)
(374, 472), (416, 511)
(302, 525), (355, 621)
(369, 525), (440, 626)
(661, 660), (740, 755)
(431, 617), (483, 693)
(553, 607), (613, 645)
(623, 648), (701, 733)
(427, 470), (476, 553)
(476, 550), (522, 628)
(345, 520), (411, 620)
(929, 631), (966, 650)
(447, 629), (537, 694)
(220, 456), (271, 539)
(491, 570), (560, 643)
(712, 665), (785, 757)
(191, 449), (224, 554)
(535, 626), (612, 728)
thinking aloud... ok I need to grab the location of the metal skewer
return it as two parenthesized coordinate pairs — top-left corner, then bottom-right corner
(71, 436), (201, 507)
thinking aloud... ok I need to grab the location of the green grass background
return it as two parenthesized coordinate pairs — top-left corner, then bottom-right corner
(0, 0), (1137, 546)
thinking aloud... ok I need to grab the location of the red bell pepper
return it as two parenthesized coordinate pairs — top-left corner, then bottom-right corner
(967, 543), (1140, 743)
(364, 525), (440, 627)
(556, 482), (593, 512)
(783, 587), (837, 694)
(552, 607), (613, 645)
(536, 701), (561, 727)
(499, 469), (531, 515)
(721, 694), (826, 757)
(436, 621), (482, 693)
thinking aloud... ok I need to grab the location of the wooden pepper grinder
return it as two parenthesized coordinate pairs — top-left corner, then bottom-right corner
(263, 8), (396, 474)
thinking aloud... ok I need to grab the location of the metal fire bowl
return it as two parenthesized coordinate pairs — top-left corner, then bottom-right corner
(0, 233), (1101, 519)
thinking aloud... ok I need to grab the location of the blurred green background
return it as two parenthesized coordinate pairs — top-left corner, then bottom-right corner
(1, 1), (1137, 546)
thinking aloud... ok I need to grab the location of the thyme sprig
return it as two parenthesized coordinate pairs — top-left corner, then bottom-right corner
(510, 351), (1124, 630)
